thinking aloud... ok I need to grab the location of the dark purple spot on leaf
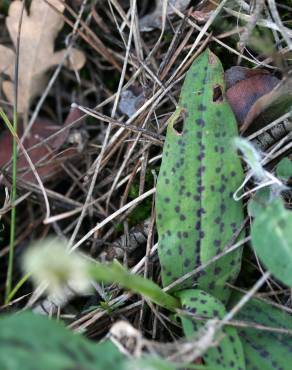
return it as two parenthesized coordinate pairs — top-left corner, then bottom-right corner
(220, 204), (226, 213)
(198, 104), (206, 111)
(214, 240), (221, 247)
(214, 267), (222, 275)
(197, 186), (205, 193)
(199, 231), (205, 239)
(219, 185), (226, 193)
(184, 258), (191, 267)
(196, 118), (205, 127)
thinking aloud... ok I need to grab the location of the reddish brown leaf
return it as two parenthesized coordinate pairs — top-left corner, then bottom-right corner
(191, 0), (218, 24)
(0, 108), (84, 183)
(241, 76), (292, 133)
(225, 66), (279, 127)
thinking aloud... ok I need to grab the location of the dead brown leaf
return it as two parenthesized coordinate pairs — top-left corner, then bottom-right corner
(191, 0), (219, 24)
(240, 76), (292, 134)
(0, 107), (84, 183)
(0, 0), (85, 114)
(225, 66), (279, 127)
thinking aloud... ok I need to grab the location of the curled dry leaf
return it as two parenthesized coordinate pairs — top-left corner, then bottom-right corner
(0, 107), (84, 183)
(191, 0), (218, 24)
(225, 66), (292, 149)
(240, 76), (292, 133)
(118, 86), (146, 117)
(0, 0), (86, 114)
(139, 0), (190, 31)
(225, 66), (280, 127)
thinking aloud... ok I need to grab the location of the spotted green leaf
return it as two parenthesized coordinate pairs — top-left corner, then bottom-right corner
(177, 289), (245, 370)
(0, 311), (127, 370)
(156, 49), (244, 301)
(229, 293), (292, 370)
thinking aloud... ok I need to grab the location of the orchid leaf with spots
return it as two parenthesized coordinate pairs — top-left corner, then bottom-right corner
(229, 293), (292, 370)
(156, 49), (244, 302)
(0, 311), (127, 370)
(177, 289), (246, 370)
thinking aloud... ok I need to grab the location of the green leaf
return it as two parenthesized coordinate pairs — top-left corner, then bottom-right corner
(229, 293), (292, 370)
(89, 260), (179, 311)
(0, 311), (126, 370)
(276, 157), (292, 181)
(131, 357), (177, 370)
(251, 197), (292, 286)
(132, 356), (208, 370)
(177, 289), (245, 370)
(247, 188), (272, 218)
(156, 49), (244, 302)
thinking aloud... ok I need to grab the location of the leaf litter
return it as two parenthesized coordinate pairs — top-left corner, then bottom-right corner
(0, 1), (292, 369)
(0, 0), (85, 115)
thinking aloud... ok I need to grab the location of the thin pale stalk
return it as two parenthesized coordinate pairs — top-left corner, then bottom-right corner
(5, 109), (17, 303)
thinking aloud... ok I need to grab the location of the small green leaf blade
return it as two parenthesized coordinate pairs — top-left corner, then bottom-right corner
(177, 289), (246, 370)
(90, 260), (179, 311)
(247, 188), (271, 218)
(276, 157), (292, 181)
(0, 311), (127, 370)
(229, 293), (292, 370)
(251, 198), (292, 286)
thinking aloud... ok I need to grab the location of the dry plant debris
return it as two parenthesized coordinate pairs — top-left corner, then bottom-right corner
(0, 0), (292, 368)
(139, 0), (191, 31)
(0, 0), (85, 115)
(0, 107), (84, 182)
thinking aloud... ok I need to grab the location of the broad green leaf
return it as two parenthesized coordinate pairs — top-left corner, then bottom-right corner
(177, 289), (245, 370)
(0, 311), (126, 370)
(251, 197), (292, 286)
(229, 293), (292, 370)
(276, 157), (292, 181)
(132, 356), (209, 370)
(156, 49), (244, 302)
(130, 357), (177, 370)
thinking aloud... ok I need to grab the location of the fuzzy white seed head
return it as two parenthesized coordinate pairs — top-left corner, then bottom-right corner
(233, 137), (265, 181)
(23, 238), (91, 297)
